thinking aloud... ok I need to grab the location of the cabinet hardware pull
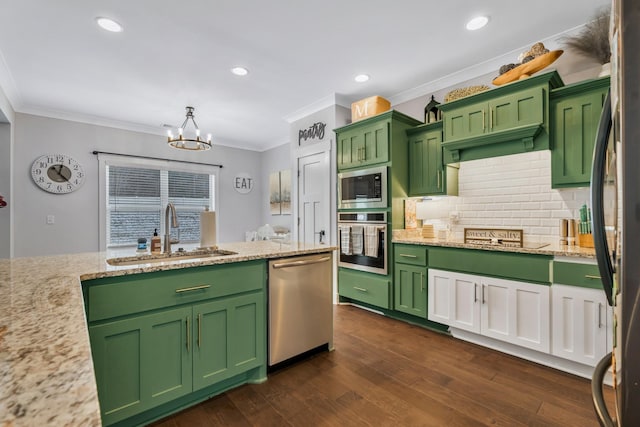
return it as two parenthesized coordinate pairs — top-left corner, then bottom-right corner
(490, 109), (493, 130)
(399, 254), (417, 258)
(175, 284), (211, 293)
(198, 313), (202, 347)
(474, 283), (478, 303)
(585, 275), (602, 280)
(272, 256), (331, 269)
(362, 146), (366, 161)
(598, 303), (602, 328)
(482, 110), (485, 130)
(353, 286), (368, 292)
(421, 272), (425, 291)
(482, 284), (486, 304)
(437, 170), (442, 188)
(186, 316), (190, 353)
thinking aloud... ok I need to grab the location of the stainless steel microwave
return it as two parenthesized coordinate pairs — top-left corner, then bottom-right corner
(338, 166), (387, 209)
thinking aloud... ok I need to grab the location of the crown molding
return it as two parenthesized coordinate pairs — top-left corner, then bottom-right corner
(388, 25), (583, 106)
(283, 93), (350, 123)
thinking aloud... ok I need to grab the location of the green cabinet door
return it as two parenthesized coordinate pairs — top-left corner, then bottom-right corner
(89, 306), (192, 426)
(489, 86), (544, 132)
(337, 120), (389, 170)
(444, 102), (487, 142)
(193, 292), (265, 390)
(394, 263), (427, 318)
(551, 90), (607, 188)
(408, 126), (452, 196)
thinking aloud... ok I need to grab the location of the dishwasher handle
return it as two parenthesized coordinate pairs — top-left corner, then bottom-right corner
(271, 256), (332, 269)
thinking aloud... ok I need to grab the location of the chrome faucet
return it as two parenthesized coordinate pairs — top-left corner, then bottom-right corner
(164, 202), (179, 254)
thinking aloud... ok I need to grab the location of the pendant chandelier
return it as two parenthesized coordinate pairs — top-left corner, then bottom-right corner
(166, 106), (212, 151)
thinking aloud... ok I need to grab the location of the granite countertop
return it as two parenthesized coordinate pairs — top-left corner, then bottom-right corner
(0, 241), (335, 427)
(392, 229), (596, 259)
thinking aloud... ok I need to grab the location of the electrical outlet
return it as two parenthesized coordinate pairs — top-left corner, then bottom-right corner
(449, 211), (459, 223)
(46, 215), (55, 225)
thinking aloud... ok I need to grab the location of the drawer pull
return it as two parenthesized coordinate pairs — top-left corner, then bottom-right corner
(585, 275), (602, 280)
(399, 254), (417, 258)
(353, 286), (368, 292)
(474, 283), (478, 303)
(186, 316), (191, 353)
(175, 284), (211, 293)
(598, 303), (603, 329)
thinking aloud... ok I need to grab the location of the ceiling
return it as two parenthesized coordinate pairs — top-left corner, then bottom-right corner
(0, 0), (609, 151)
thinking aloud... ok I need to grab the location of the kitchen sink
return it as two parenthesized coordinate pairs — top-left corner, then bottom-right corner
(107, 249), (238, 266)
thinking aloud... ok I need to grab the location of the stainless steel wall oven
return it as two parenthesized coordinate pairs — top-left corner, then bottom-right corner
(338, 211), (387, 275)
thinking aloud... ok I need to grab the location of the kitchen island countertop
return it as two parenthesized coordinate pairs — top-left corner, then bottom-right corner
(0, 241), (335, 427)
(392, 229), (596, 259)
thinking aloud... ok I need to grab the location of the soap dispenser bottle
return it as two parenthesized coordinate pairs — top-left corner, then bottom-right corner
(151, 229), (162, 254)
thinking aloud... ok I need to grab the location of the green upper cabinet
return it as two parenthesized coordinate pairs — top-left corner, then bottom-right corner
(337, 119), (389, 169)
(407, 122), (458, 196)
(336, 110), (421, 171)
(440, 71), (564, 164)
(550, 77), (610, 188)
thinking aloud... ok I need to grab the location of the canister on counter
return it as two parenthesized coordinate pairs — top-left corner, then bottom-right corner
(560, 219), (568, 246)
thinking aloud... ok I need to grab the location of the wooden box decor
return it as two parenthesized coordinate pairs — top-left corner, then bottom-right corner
(464, 228), (524, 247)
(351, 96), (391, 122)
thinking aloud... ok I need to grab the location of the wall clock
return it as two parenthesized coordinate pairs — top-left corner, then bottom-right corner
(31, 154), (85, 194)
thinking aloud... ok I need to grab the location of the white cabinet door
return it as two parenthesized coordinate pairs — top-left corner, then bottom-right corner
(428, 269), (480, 333)
(481, 277), (550, 353)
(551, 284), (610, 366)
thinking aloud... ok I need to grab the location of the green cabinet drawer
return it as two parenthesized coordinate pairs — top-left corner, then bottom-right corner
(553, 261), (603, 289)
(394, 244), (428, 266)
(338, 269), (390, 309)
(84, 260), (266, 322)
(429, 247), (551, 284)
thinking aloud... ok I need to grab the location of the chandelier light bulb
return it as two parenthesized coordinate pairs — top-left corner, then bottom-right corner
(178, 127), (183, 137)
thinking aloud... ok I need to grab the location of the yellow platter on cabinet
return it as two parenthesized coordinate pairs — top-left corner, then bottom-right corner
(492, 50), (564, 86)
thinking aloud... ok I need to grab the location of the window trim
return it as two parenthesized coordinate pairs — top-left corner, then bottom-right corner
(98, 153), (219, 251)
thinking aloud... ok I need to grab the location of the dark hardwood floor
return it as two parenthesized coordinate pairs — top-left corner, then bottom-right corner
(150, 304), (615, 427)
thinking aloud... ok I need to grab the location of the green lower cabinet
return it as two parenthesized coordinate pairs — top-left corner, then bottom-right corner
(90, 306), (193, 426)
(394, 264), (427, 318)
(193, 292), (264, 390)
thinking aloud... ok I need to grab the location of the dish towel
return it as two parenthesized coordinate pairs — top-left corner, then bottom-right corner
(351, 225), (364, 255)
(364, 225), (380, 257)
(339, 225), (352, 255)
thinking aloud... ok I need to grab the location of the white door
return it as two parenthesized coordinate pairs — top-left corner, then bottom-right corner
(298, 151), (330, 245)
(450, 272), (481, 333)
(428, 269), (453, 325)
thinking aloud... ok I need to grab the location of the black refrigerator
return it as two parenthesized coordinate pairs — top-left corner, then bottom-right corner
(591, 0), (640, 425)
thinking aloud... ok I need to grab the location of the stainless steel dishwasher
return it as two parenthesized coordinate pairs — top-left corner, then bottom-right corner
(268, 252), (333, 366)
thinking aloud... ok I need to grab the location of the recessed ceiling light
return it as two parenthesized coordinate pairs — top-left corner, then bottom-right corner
(96, 17), (123, 33)
(231, 67), (249, 76)
(466, 16), (489, 31)
(354, 74), (370, 83)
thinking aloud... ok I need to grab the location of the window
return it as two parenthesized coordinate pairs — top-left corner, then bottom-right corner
(103, 160), (215, 248)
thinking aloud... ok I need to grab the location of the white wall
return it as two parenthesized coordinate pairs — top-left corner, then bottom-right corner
(0, 84), (14, 259)
(13, 113), (263, 257)
(416, 150), (589, 244)
(260, 142), (293, 233)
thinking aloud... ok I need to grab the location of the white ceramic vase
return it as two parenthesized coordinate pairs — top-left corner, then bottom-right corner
(599, 62), (611, 77)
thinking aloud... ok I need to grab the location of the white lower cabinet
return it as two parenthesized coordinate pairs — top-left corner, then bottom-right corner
(551, 284), (611, 366)
(428, 269), (550, 353)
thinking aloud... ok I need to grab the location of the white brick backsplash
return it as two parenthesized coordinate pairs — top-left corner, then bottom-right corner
(414, 151), (588, 244)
